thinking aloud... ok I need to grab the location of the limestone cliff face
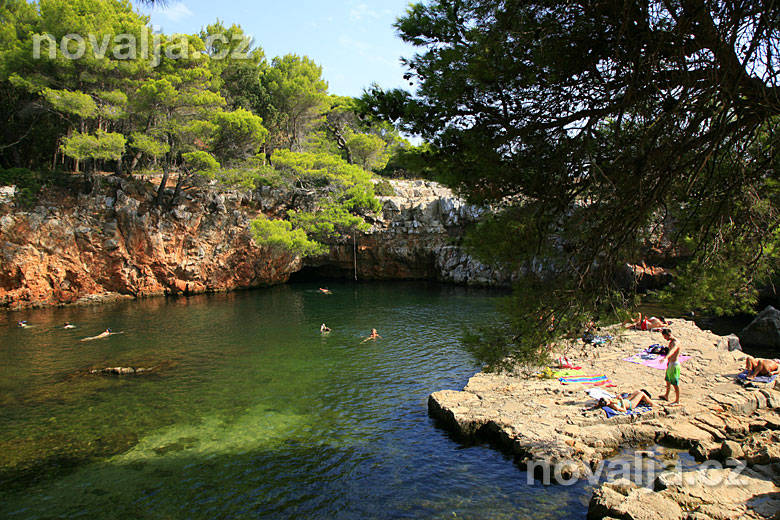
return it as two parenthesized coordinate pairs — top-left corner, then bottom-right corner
(305, 179), (514, 286)
(0, 177), (300, 309)
(0, 177), (505, 310)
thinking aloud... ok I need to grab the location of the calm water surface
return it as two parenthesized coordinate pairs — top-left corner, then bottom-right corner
(0, 282), (592, 519)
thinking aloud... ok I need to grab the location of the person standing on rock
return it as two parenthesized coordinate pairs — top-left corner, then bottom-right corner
(659, 329), (681, 404)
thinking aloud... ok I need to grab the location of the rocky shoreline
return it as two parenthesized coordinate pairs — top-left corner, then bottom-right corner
(428, 320), (780, 518)
(0, 176), (509, 310)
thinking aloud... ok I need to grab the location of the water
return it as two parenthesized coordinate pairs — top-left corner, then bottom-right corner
(0, 282), (592, 519)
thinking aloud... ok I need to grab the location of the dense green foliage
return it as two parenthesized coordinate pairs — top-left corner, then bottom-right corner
(250, 217), (325, 257)
(250, 151), (381, 255)
(0, 0), (406, 257)
(364, 0), (780, 368)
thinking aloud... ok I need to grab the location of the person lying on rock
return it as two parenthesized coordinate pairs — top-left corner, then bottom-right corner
(622, 312), (668, 331)
(659, 329), (681, 404)
(80, 329), (120, 342)
(596, 390), (654, 412)
(744, 356), (780, 380)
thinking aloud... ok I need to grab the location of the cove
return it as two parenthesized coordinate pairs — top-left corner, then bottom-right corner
(0, 282), (590, 519)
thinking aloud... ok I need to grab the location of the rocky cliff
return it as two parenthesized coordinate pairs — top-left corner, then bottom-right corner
(0, 176), (506, 310)
(0, 176), (301, 309)
(303, 179), (513, 286)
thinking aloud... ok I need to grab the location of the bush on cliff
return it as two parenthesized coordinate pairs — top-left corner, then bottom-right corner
(250, 151), (382, 256)
(250, 217), (326, 257)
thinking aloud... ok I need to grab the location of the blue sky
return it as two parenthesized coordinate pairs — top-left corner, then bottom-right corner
(133, 0), (418, 98)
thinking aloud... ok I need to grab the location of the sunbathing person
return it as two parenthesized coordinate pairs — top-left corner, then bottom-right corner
(622, 313), (668, 331)
(745, 356), (780, 380)
(597, 390), (654, 412)
(80, 329), (119, 342)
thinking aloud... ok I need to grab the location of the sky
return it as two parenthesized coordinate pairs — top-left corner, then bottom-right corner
(133, 0), (419, 98)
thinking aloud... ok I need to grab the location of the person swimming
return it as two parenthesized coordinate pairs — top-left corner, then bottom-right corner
(318, 288), (333, 295)
(320, 323), (331, 333)
(17, 320), (29, 328)
(80, 329), (119, 342)
(64, 322), (76, 329)
(361, 329), (381, 343)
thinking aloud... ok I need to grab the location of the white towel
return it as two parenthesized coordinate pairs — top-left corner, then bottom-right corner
(586, 388), (615, 400)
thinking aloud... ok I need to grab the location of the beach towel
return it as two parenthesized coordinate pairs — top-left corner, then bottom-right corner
(623, 351), (691, 370)
(737, 370), (777, 384)
(602, 405), (652, 419)
(586, 388), (615, 400)
(583, 333), (613, 345)
(559, 374), (608, 384)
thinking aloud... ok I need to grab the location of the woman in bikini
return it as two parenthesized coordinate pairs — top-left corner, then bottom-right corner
(622, 313), (668, 331)
(597, 390), (654, 412)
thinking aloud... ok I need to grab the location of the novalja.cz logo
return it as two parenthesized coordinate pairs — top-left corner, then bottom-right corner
(526, 453), (749, 488)
(32, 28), (251, 67)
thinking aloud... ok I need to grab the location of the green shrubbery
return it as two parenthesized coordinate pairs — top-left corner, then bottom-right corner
(250, 217), (326, 257)
(249, 151), (384, 257)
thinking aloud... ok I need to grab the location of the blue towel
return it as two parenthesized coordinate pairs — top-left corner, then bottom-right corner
(602, 405), (652, 419)
(737, 370), (777, 384)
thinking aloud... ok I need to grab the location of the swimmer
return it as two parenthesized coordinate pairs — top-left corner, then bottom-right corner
(319, 288), (333, 295)
(80, 328), (121, 342)
(361, 328), (381, 343)
(17, 320), (29, 328)
(64, 322), (76, 329)
(320, 323), (331, 333)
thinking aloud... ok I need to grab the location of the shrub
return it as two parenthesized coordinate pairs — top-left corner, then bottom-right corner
(250, 217), (326, 257)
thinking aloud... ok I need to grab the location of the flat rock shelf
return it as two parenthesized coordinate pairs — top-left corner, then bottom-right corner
(428, 319), (780, 519)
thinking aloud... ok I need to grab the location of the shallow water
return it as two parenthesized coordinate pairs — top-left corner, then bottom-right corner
(0, 282), (595, 519)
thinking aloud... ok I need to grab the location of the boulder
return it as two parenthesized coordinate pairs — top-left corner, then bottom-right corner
(588, 484), (684, 520)
(0, 185), (15, 204)
(720, 440), (744, 460)
(739, 306), (780, 350)
(716, 334), (742, 352)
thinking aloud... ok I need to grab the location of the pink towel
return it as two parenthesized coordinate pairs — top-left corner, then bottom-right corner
(624, 352), (691, 370)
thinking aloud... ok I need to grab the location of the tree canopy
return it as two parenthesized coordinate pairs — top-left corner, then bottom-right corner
(362, 0), (780, 368)
(0, 0), (409, 259)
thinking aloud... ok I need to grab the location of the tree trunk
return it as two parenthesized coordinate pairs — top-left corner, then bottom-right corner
(115, 154), (124, 176)
(170, 169), (188, 209)
(155, 164), (170, 207)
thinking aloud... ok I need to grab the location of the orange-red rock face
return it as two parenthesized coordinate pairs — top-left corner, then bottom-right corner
(0, 179), (300, 310)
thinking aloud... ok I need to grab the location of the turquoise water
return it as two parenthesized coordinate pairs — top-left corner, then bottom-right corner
(0, 282), (590, 519)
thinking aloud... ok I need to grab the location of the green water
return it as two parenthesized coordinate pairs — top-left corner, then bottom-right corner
(0, 282), (590, 519)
